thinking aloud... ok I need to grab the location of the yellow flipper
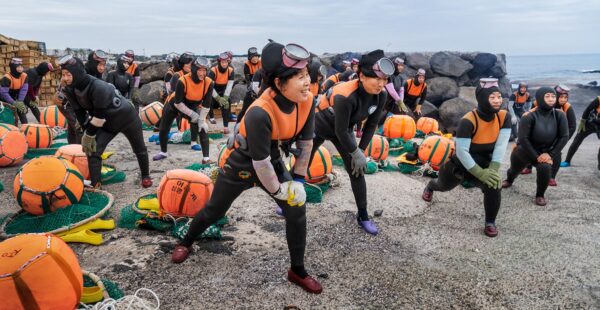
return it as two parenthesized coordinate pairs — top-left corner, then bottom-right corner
(396, 153), (419, 165)
(101, 165), (115, 174)
(59, 229), (104, 245)
(101, 152), (115, 160)
(136, 196), (160, 212)
(56, 219), (115, 237)
(81, 286), (104, 304)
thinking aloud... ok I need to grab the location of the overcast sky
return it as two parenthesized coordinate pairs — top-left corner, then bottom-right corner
(2, 0), (599, 56)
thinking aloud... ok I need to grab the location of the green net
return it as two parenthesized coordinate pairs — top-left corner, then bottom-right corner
(399, 163), (422, 174)
(332, 155), (345, 167)
(365, 161), (379, 174)
(378, 161), (401, 172)
(0, 104), (17, 126)
(24, 142), (69, 159)
(0, 181), (3, 193)
(101, 165), (126, 185)
(305, 182), (331, 203)
(3, 191), (110, 235)
(389, 138), (416, 157)
(83, 274), (124, 300)
(118, 194), (224, 240)
(415, 130), (426, 139)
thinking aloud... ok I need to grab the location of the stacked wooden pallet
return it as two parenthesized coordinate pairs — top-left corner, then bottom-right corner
(0, 34), (59, 107)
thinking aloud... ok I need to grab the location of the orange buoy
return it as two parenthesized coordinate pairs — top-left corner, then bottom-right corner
(40, 105), (67, 128)
(418, 136), (455, 167)
(290, 145), (332, 183)
(13, 156), (85, 215)
(20, 124), (54, 149)
(383, 115), (416, 140)
(416, 117), (439, 135)
(179, 117), (190, 132)
(140, 101), (163, 127)
(157, 169), (214, 217)
(55, 144), (90, 180)
(0, 123), (27, 167)
(364, 134), (389, 161)
(0, 233), (83, 310)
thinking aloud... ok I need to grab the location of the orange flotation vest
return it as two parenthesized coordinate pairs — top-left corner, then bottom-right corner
(245, 60), (261, 75)
(126, 63), (138, 76)
(406, 78), (426, 97)
(464, 110), (507, 144)
(4, 73), (27, 90)
(514, 91), (530, 104)
(211, 66), (234, 86)
(180, 75), (213, 102)
(316, 79), (359, 112)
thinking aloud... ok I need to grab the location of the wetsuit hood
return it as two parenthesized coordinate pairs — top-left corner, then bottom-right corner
(9, 62), (22, 78)
(359, 49), (384, 78)
(475, 85), (502, 116)
(63, 57), (92, 91)
(535, 86), (556, 112)
(36, 62), (52, 76)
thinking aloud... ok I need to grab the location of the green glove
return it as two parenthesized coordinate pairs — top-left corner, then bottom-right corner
(13, 101), (27, 113)
(469, 165), (501, 189)
(223, 95), (229, 102)
(488, 161), (501, 172)
(81, 133), (97, 156)
(29, 100), (38, 109)
(220, 96), (230, 109)
(577, 119), (586, 133)
(396, 100), (408, 113)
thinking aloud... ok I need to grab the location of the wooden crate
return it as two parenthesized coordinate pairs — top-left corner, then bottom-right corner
(17, 50), (40, 57)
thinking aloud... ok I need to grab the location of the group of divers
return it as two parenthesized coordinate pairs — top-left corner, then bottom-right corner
(1, 40), (599, 294)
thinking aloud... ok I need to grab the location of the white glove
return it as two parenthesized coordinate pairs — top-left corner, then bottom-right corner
(189, 111), (200, 124)
(272, 181), (306, 207)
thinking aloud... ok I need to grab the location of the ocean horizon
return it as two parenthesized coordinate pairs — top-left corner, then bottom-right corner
(507, 53), (600, 85)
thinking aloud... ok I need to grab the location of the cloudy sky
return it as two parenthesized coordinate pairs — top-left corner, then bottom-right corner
(2, 0), (599, 56)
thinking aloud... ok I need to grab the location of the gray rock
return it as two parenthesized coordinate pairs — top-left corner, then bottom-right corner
(458, 86), (477, 105)
(438, 97), (477, 133)
(400, 66), (417, 81)
(489, 54), (507, 78)
(421, 100), (438, 117)
(425, 77), (459, 106)
(430, 52), (473, 77)
(458, 52), (479, 62)
(230, 84), (247, 104)
(405, 52), (431, 71)
(140, 62), (169, 85)
(498, 77), (511, 98)
(469, 53), (497, 78)
(133, 80), (164, 106)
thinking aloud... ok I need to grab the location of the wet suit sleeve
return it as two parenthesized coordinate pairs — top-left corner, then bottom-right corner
(517, 113), (540, 161)
(332, 94), (359, 153)
(174, 79), (185, 104)
(509, 94), (516, 102)
(224, 68), (234, 97)
(127, 73), (135, 99)
(582, 98), (599, 120)
(550, 111), (570, 158)
(164, 72), (173, 83)
(106, 72), (115, 88)
(246, 108), (282, 194)
(202, 81), (214, 109)
(169, 73), (180, 95)
(86, 82), (114, 135)
(358, 92), (387, 150)
(417, 86), (427, 106)
(0, 77), (14, 103)
(565, 106), (577, 138)
(455, 118), (478, 170)
(244, 63), (251, 85)
(491, 113), (512, 164)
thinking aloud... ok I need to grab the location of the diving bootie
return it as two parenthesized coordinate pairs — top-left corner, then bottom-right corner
(59, 229), (104, 245)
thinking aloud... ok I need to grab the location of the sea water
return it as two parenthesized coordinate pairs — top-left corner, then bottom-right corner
(507, 53), (600, 86)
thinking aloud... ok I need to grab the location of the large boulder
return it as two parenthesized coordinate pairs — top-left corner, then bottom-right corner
(498, 77), (511, 98)
(468, 53), (497, 79)
(489, 54), (507, 78)
(430, 52), (473, 77)
(458, 52), (479, 62)
(405, 52), (431, 70)
(320, 52), (362, 72)
(230, 84), (247, 104)
(458, 86), (477, 105)
(425, 77), (459, 107)
(438, 97), (477, 133)
(421, 100), (438, 117)
(133, 80), (164, 106)
(140, 62), (169, 85)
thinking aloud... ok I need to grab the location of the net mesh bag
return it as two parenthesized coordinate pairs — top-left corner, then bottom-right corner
(1, 190), (113, 237)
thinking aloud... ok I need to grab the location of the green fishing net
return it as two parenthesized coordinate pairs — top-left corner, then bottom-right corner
(83, 274), (124, 301)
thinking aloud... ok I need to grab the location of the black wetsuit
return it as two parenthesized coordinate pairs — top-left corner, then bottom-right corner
(564, 97), (600, 170)
(426, 86), (511, 224)
(506, 88), (569, 197)
(181, 91), (314, 270)
(208, 65), (234, 127)
(159, 73), (213, 157)
(238, 68), (266, 122)
(62, 58), (149, 186)
(106, 58), (134, 99)
(0, 64), (29, 124)
(23, 63), (51, 123)
(312, 79), (386, 220)
(321, 70), (355, 94)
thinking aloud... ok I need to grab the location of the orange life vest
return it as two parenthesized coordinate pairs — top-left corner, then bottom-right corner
(211, 66), (234, 86)
(316, 80), (359, 112)
(309, 83), (319, 97)
(464, 109), (507, 145)
(239, 88), (313, 142)
(322, 73), (340, 87)
(3, 73), (28, 90)
(406, 79), (426, 97)
(180, 75), (213, 102)
(597, 96), (600, 113)
(245, 60), (261, 75)
(514, 91), (529, 104)
(126, 63), (138, 76)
